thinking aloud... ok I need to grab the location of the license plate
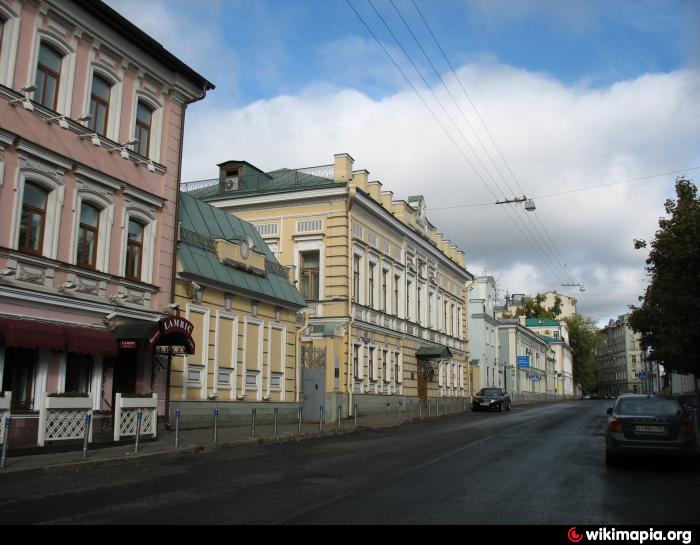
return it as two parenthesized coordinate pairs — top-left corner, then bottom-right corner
(480, 403), (490, 406)
(635, 425), (665, 434)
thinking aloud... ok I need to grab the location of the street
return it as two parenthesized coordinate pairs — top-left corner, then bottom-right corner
(0, 401), (698, 524)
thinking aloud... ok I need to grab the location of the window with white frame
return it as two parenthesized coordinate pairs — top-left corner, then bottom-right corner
(31, 32), (75, 115)
(215, 312), (238, 395)
(243, 318), (263, 400)
(121, 208), (156, 284)
(268, 324), (286, 397)
(368, 346), (376, 382)
(73, 190), (113, 273)
(353, 343), (362, 378)
(185, 305), (210, 399)
(14, 170), (63, 260)
(0, 5), (19, 88)
(131, 93), (163, 162)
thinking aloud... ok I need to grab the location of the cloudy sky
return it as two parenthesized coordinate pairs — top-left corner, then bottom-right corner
(108, 0), (700, 326)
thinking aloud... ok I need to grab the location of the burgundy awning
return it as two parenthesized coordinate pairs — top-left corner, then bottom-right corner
(0, 317), (65, 351)
(64, 327), (117, 357)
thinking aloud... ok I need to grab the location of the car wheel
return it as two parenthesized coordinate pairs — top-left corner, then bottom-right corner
(506, 401), (511, 412)
(499, 402), (504, 412)
(472, 406), (479, 412)
(605, 450), (618, 467)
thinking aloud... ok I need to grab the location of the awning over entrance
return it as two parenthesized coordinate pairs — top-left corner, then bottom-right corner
(0, 317), (65, 351)
(116, 317), (195, 355)
(0, 316), (117, 355)
(416, 345), (453, 359)
(65, 327), (117, 357)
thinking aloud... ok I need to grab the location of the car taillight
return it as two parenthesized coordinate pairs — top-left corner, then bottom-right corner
(681, 420), (693, 434)
(608, 418), (622, 432)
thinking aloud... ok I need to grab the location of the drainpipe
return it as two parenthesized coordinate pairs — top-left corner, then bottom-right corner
(295, 310), (311, 404)
(346, 185), (357, 416)
(165, 82), (211, 430)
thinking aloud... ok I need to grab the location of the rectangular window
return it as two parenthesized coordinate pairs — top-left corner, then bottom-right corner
(19, 182), (47, 255)
(368, 347), (375, 381)
(353, 254), (361, 303)
(134, 101), (152, 157)
(407, 279), (413, 320)
(89, 75), (111, 136)
(382, 350), (388, 383)
(381, 269), (388, 311)
(368, 262), (375, 308)
(35, 43), (61, 110)
(65, 353), (92, 394)
(2, 347), (36, 410)
(353, 345), (360, 377)
(125, 220), (144, 280)
(76, 202), (99, 269)
(417, 287), (422, 325)
(300, 251), (320, 301)
(393, 274), (400, 315)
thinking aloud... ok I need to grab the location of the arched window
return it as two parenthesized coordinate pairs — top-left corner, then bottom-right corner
(35, 42), (62, 110)
(19, 182), (48, 255)
(88, 75), (111, 137)
(76, 202), (100, 269)
(134, 101), (153, 157)
(125, 219), (144, 280)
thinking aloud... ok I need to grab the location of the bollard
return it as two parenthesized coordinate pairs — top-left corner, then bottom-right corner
(354, 403), (358, 429)
(175, 409), (181, 448)
(319, 405), (324, 432)
(213, 408), (219, 445)
(134, 410), (143, 454)
(337, 405), (342, 431)
(82, 413), (91, 460)
(1, 416), (11, 469)
(298, 405), (303, 433)
(273, 406), (279, 438)
(251, 407), (257, 438)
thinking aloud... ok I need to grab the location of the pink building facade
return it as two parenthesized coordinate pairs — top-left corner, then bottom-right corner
(0, 0), (213, 446)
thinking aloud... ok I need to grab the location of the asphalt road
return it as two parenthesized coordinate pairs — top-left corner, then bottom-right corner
(1, 400), (698, 524)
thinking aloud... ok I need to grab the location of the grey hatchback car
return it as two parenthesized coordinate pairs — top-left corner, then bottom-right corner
(605, 394), (697, 466)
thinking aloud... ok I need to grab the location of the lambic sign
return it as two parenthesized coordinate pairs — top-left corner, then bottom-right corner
(147, 317), (196, 354)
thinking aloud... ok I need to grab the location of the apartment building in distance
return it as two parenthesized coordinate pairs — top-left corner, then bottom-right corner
(597, 314), (645, 395)
(184, 153), (474, 421)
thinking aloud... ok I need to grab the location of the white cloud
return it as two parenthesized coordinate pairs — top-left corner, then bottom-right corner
(182, 60), (700, 323)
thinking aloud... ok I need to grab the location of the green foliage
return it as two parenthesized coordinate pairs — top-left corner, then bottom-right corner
(513, 293), (562, 319)
(564, 315), (601, 392)
(628, 177), (700, 376)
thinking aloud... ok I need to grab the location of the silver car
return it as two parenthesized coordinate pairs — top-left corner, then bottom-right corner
(605, 394), (697, 466)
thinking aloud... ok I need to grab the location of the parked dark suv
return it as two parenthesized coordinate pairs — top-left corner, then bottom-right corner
(473, 387), (511, 412)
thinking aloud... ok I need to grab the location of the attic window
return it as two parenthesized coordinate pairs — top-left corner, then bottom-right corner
(226, 169), (238, 177)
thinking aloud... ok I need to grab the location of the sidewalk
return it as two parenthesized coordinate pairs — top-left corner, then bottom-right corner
(0, 406), (467, 478)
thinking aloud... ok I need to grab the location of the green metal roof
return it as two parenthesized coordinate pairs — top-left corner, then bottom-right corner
(178, 192), (306, 308)
(538, 334), (562, 344)
(187, 169), (339, 201)
(526, 318), (561, 327)
(416, 346), (452, 359)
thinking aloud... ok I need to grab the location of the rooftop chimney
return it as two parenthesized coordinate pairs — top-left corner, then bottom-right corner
(334, 153), (354, 183)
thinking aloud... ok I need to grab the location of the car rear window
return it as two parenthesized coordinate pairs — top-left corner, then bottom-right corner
(616, 398), (681, 416)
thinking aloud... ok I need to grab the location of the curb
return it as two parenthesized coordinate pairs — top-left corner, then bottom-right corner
(0, 424), (366, 479)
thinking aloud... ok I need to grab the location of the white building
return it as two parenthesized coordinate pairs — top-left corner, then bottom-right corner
(498, 320), (551, 400)
(525, 318), (575, 397)
(468, 277), (500, 394)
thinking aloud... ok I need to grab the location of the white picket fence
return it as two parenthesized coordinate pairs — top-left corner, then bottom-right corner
(114, 393), (158, 441)
(38, 394), (93, 447)
(0, 392), (10, 444)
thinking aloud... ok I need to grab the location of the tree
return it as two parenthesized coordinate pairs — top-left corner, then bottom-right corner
(510, 293), (562, 319)
(564, 315), (601, 393)
(629, 178), (700, 403)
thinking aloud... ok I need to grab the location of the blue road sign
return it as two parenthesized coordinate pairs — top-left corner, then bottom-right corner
(531, 373), (540, 382)
(638, 372), (647, 380)
(517, 356), (530, 368)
